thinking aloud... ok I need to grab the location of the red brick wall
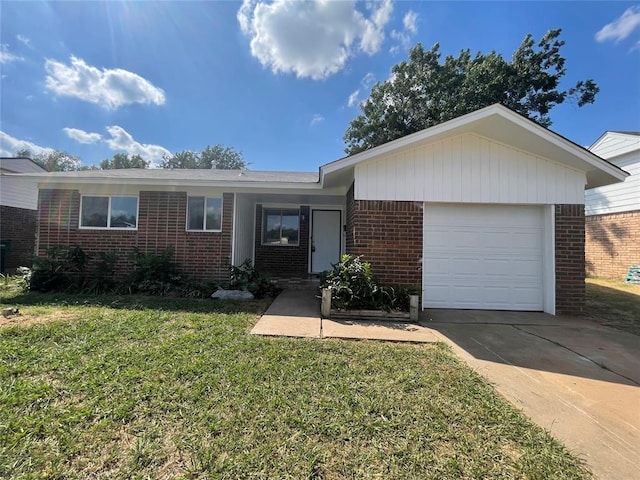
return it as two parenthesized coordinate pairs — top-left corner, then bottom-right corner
(0, 205), (37, 271)
(555, 204), (585, 315)
(585, 210), (640, 280)
(346, 185), (423, 286)
(254, 205), (310, 277)
(37, 189), (233, 282)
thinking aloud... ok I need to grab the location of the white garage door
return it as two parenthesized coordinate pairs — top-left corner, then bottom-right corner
(423, 204), (544, 311)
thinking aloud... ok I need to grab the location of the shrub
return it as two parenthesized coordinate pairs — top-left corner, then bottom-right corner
(128, 247), (182, 295)
(320, 254), (412, 312)
(30, 246), (75, 292)
(227, 260), (281, 298)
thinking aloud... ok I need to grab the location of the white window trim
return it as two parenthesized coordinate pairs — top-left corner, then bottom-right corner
(186, 195), (224, 232)
(79, 195), (139, 230)
(261, 206), (301, 246)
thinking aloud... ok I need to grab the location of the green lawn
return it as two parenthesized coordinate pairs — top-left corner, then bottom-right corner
(0, 292), (589, 479)
(585, 278), (640, 336)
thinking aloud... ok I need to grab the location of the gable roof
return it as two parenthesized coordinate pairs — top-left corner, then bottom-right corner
(320, 104), (628, 190)
(0, 157), (47, 174)
(11, 104), (627, 192)
(589, 131), (640, 159)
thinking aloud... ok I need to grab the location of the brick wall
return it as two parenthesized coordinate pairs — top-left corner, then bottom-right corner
(254, 205), (310, 277)
(555, 204), (585, 315)
(346, 184), (423, 285)
(585, 210), (640, 280)
(37, 189), (233, 282)
(0, 205), (37, 271)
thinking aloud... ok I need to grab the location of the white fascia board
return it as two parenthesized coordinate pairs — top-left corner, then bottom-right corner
(492, 109), (628, 182)
(26, 175), (325, 191)
(320, 104), (628, 185)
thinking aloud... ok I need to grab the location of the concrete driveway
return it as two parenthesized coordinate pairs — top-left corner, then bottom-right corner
(422, 310), (640, 480)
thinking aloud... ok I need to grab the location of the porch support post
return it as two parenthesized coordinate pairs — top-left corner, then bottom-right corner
(321, 288), (332, 318)
(409, 295), (419, 322)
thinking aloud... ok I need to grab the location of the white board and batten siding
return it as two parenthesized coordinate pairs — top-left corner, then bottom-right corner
(586, 132), (639, 216)
(354, 133), (586, 205)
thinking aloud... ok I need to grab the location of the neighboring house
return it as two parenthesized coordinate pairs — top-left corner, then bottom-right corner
(0, 157), (47, 272)
(16, 105), (626, 314)
(585, 132), (640, 279)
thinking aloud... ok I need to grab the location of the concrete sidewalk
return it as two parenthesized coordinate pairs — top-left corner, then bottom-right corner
(250, 289), (438, 342)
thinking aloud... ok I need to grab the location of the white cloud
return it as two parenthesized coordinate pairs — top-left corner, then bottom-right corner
(237, 0), (393, 80)
(347, 72), (376, 108)
(103, 126), (170, 165)
(16, 34), (31, 47)
(361, 72), (376, 89)
(403, 11), (417, 34)
(310, 113), (324, 126)
(0, 44), (23, 64)
(44, 56), (166, 109)
(390, 10), (418, 54)
(347, 89), (360, 107)
(63, 127), (102, 144)
(0, 131), (53, 157)
(596, 6), (640, 43)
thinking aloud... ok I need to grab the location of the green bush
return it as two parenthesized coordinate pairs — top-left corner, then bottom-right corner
(30, 246), (80, 292)
(128, 247), (182, 295)
(320, 254), (413, 312)
(227, 260), (281, 299)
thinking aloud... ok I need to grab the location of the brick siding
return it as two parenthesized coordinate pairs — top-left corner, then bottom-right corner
(585, 210), (640, 280)
(346, 184), (423, 286)
(37, 189), (233, 282)
(555, 204), (585, 314)
(0, 205), (37, 271)
(254, 205), (310, 277)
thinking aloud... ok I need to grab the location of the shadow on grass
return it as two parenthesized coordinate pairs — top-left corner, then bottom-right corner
(0, 291), (273, 315)
(585, 282), (640, 336)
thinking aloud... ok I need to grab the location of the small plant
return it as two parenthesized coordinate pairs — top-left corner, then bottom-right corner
(227, 260), (281, 298)
(320, 254), (411, 312)
(0, 267), (32, 294)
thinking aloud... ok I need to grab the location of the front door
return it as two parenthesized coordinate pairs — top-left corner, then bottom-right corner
(311, 210), (341, 273)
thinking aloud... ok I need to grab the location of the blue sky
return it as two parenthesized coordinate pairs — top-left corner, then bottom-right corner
(1, 1), (639, 170)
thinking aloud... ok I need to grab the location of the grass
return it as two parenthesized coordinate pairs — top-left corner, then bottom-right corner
(0, 290), (590, 479)
(585, 278), (640, 336)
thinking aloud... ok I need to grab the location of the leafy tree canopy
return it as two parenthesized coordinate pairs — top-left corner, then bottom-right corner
(161, 145), (248, 169)
(99, 153), (149, 170)
(16, 149), (83, 171)
(344, 29), (599, 155)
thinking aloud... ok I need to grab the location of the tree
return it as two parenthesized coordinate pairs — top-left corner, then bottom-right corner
(161, 144), (248, 169)
(16, 149), (82, 171)
(99, 153), (149, 169)
(344, 29), (599, 155)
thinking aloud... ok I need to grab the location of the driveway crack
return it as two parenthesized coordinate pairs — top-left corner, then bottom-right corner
(511, 325), (640, 386)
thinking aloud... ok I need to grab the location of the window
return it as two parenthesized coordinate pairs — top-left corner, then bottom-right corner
(262, 208), (299, 245)
(80, 196), (138, 229)
(187, 196), (222, 231)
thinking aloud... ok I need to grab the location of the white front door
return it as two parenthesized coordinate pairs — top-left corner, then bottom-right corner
(311, 210), (342, 273)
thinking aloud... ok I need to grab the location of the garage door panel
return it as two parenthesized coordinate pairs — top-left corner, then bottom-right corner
(423, 204), (544, 311)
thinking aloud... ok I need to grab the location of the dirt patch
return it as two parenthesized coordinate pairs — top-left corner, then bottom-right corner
(0, 311), (79, 329)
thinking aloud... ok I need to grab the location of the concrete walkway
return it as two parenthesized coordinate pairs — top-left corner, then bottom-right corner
(250, 288), (438, 342)
(251, 290), (640, 479)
